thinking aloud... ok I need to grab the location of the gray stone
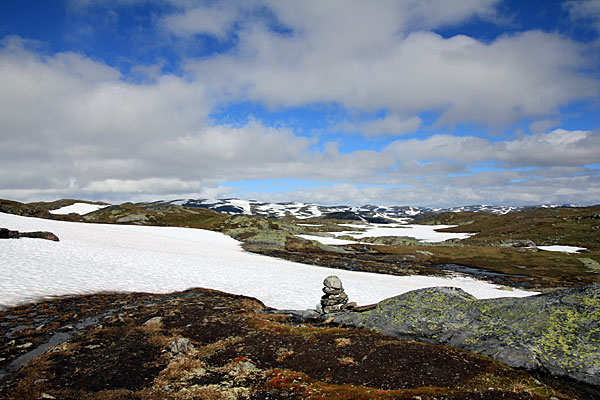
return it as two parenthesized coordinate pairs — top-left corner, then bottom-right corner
(323, 275), (343, 290)
(169, 338), (194, 355)
(321, 296), (347, 307)
(320, 292), (348, 305)
(323, 287), (343, 295)
(315, 303), (323, 314)
(323, 305), (342, 314)
(143, 316), (162, 326)
(326, 285), (600, 386)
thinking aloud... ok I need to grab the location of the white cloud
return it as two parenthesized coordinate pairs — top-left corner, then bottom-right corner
(384, 129), (600, 168)
(187, 24), (596, 127)
(339, 114), (422, 136)
(566, 0), (600, 32)
(256, 169), (600, 208)
(385, 134), (492, 164)
(66, 2), (599, 128)
(0, 37), (596, 206)
(161, 3), (239, 39)
(497, 129), (600, 167)
(0, 38), (211, 161)
(263, 0), (500, 42)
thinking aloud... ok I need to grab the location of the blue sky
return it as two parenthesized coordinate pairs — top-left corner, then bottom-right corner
(1, 0), (599, 206)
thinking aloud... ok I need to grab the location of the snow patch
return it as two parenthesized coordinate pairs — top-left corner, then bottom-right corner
(324, 224), (473, 243)
(0, 213), (536, 310)
(308, 205), (322, 217)
(537, 245), (587, 253)
(49, 203), (109, 215)
(225, 199), (252, 215)
(295, 234), (359, 245)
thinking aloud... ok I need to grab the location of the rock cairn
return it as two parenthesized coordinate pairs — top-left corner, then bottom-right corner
(319, 275), (356, 314)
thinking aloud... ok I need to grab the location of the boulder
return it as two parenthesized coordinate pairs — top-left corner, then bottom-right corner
(327, 285), (600, 386)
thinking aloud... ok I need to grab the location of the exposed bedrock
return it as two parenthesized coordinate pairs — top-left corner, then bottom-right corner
(0, 227), (59, 241)
(289, 285), (600, 386)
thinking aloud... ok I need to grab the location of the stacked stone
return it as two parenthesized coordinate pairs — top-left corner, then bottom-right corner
(320, 275), (354, 314)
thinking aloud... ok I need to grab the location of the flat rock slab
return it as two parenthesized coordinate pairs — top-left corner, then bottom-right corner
(320, 285), (600, 386)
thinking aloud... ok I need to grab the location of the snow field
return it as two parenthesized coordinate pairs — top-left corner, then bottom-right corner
(336, 224), (474, 242)
(296, 223), (473, 244)
(0, 213), (536, 310)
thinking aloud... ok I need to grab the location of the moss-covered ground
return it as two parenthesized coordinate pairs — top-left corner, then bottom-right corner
(372, 244), (600, 288)
(417, 206), (600, 250)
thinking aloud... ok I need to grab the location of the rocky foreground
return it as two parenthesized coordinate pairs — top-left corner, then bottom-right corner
(1, 288), (599, 399)
(284, 285), (600, 388)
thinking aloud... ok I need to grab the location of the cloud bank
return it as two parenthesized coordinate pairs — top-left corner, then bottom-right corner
(0, 1), (599, 206)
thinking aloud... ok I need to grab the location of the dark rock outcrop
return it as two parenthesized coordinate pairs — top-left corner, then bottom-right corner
(0, 228), (59, 241)
(0, 228), (19, 239)
(497, 239), (537, 248)
(322, 211), (366, 221)
(19, 231), (60, 241)
(321, 285), (600, 386)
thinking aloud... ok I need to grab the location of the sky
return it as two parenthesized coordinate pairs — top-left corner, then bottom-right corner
(0, 0), (599, 207)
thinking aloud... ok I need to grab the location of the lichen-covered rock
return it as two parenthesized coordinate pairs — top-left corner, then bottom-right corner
(580, 258), (600, 271)
(329, 285), (600, 386)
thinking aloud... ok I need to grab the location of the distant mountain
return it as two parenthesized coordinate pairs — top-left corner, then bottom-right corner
(154, 198), (550, 221)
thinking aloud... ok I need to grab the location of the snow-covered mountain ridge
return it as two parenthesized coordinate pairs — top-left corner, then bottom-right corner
(159, 198), (572, 220)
